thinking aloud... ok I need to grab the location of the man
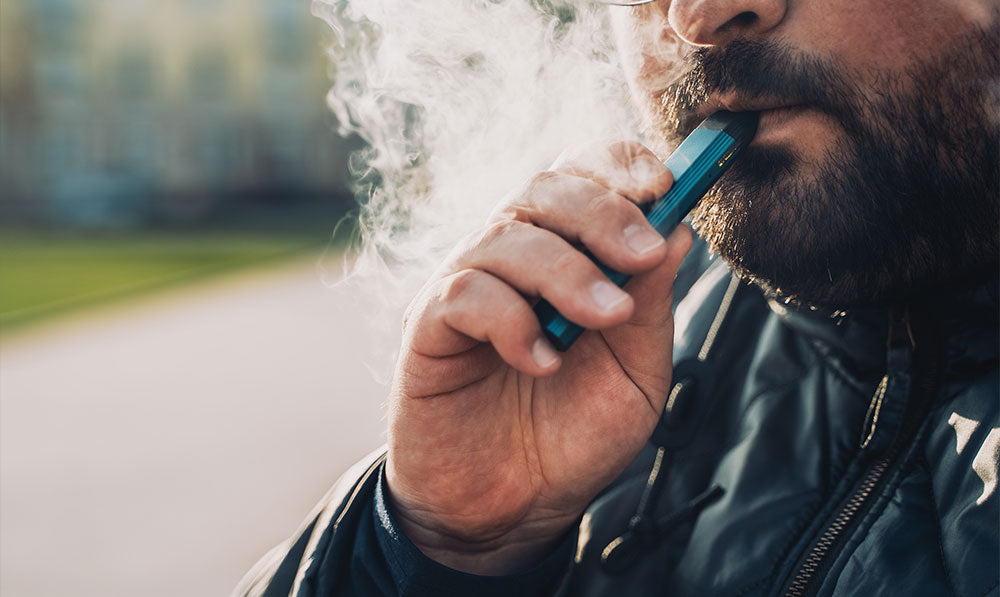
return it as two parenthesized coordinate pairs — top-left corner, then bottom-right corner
(239, 0), (999, 594)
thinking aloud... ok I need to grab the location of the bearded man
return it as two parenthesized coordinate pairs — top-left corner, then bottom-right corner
(239, 0), (999, 595)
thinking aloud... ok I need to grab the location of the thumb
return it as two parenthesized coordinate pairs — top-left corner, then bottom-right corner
(600, 224), (693, 401)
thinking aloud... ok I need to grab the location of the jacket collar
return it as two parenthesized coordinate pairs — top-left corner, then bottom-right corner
(765, 272), (998, 384)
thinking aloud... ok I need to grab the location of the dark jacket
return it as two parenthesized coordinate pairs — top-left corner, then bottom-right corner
(237, 241), (1000, 597)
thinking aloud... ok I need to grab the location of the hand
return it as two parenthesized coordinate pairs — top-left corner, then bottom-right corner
(386, 140), (692, 574)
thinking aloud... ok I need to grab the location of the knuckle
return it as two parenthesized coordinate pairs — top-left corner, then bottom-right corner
(608, 139), (652, 160)
(445, 231), (479, 268)
(438, 269), (481, 304)
(490, 171), (562, 223)
(400, 285), (435, 335)
(585, 192), (627, 221)
(523, 170), (562, 196)
(401, 302), (416, 333)
(494, 295), (530, 333)
(607, 139), (641, 154)
(491, 203), (534, 224)
(547, 248), (586, 281)
(455, 219), (520, 259)
(490, 301), (538, 345)
(479, 218), (522, 247)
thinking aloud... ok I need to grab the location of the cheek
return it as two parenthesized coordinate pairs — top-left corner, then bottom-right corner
(612, 8), (689, 88)
(611, 8), (691, 129)
(790, 0), (976, 78)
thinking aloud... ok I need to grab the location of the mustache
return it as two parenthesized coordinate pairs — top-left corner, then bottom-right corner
(658, 39), (858, 140)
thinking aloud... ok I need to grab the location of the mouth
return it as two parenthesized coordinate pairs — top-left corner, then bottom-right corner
(697, 96), (809, 145)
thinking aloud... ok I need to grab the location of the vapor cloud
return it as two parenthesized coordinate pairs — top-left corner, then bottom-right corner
(312, 0), (637, 377)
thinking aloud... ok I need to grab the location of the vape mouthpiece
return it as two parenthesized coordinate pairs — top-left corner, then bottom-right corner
(699, 110), (759, 147)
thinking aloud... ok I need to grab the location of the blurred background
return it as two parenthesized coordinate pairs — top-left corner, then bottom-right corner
(1, 0), (357, 232)
(0, 0), (388, 594)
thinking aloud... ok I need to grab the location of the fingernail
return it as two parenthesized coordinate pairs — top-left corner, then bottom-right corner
(532, 337), (560, 368)
(624, 224), (665, 255)
(591, 281), (630, 311)
(629, 159), (662, 182)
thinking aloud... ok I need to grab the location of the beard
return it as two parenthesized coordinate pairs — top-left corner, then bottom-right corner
(647, 27), (999, 308)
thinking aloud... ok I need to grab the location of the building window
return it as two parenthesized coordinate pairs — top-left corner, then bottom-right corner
(113, 48), (155, 102)
(187, 47), (229, 102)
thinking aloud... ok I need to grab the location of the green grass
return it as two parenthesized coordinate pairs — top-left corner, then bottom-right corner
(0, 230), (337, 329)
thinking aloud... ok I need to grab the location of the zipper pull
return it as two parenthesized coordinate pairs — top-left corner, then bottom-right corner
(859, 374), (888, 449)
(859, 306), (915, 450)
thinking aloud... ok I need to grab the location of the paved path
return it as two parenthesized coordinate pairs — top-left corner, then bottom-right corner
(1, 256), (391, 596)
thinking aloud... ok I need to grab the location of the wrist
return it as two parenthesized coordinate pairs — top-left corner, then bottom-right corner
(384, 475), (579, 575)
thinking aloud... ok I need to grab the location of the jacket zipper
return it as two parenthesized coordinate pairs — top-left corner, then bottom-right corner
(782, 308), (940, 597)
(784, 454), (892, 596)
(786, 372), (891, 595)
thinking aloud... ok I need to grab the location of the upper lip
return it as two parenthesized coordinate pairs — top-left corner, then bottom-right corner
(696, 94), (803, 120)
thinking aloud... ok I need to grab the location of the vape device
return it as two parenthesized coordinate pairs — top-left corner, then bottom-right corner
(533, 110), (759, 351)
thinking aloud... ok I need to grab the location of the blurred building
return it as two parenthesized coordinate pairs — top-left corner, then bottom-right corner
(0, 0), (356, 228)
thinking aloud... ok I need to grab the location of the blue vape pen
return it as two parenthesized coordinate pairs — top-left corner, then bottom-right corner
(533, 110), (759, 351)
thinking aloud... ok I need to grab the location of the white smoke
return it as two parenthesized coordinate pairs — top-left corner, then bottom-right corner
(312, 0), (638, 379)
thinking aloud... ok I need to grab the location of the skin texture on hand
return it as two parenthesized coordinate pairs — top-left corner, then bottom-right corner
(385, 140), (692, 575)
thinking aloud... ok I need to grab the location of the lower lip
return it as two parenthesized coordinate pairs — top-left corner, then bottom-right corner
(753, 105), (810, 145)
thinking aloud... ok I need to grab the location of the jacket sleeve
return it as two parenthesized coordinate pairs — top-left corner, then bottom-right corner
(234, 447), (575, 597)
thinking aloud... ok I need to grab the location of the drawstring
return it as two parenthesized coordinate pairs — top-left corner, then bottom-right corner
(599, 271), (740, 574)
(600, 445), (725, 574)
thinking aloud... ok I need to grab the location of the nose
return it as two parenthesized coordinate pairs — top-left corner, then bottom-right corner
(667, 0), (787, 46)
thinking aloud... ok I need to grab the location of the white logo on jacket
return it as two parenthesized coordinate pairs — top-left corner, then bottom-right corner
(948, 412), (1000, 506)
